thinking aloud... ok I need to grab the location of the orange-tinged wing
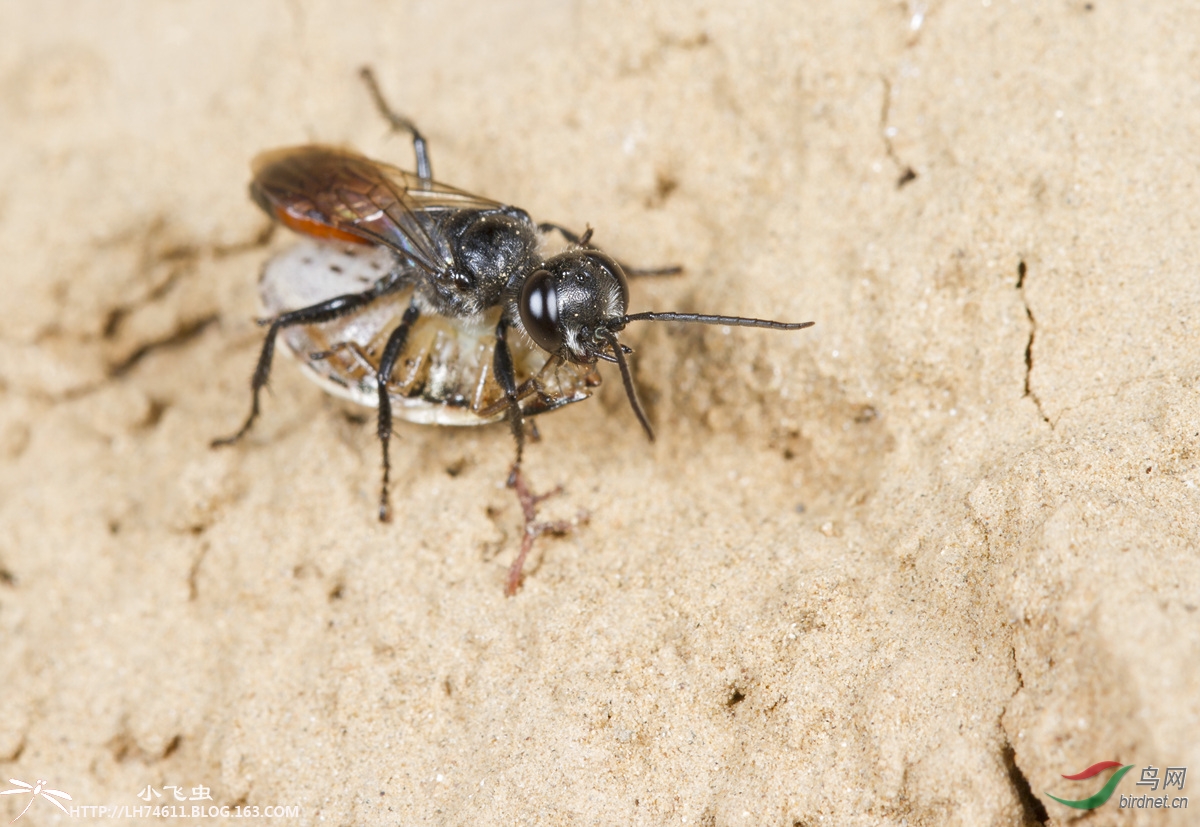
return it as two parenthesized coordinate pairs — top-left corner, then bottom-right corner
(250, 145), (504, 277)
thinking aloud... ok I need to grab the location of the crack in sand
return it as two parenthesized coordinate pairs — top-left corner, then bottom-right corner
(1015, 261), (1050, 425)
(879, 77), (918, 189)
(108, 313), (219, 379)
(1001, 741), (1050, 825)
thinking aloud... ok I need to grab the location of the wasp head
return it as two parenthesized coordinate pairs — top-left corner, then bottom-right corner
(517, 250), (630, 364)
(516, 249), (658, 439)
(515, 245), (815, 442)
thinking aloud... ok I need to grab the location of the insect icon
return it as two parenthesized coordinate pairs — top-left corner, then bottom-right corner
(214, 68), (814, 593)
(1, 778), (72, 821)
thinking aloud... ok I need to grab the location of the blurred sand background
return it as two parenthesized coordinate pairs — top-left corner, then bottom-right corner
(2, 1), (1198, 825)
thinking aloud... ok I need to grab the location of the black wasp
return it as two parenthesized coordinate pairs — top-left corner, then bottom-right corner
(214, 68), (814, 593)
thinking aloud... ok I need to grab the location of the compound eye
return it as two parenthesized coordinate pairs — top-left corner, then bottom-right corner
(518, 269), (563, 353)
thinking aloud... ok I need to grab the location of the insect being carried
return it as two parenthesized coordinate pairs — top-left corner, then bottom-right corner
(214, 68), (814, 593)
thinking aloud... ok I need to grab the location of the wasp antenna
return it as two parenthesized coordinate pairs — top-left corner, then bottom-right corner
(623, 311), (814, 331)
(594, 341), (634, 363)
(597, 328), (654, 442)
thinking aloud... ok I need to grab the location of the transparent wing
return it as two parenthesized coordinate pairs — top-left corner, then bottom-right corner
(250, 145), (504, 277)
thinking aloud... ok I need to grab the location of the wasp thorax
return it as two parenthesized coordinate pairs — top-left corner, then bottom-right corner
(519, 251), (630, 362)
(449, 210), (537, 312)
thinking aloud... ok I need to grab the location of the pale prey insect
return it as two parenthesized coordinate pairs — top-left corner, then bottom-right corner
(214, 68), (814, 593)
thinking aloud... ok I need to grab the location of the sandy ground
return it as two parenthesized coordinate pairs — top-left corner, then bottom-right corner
(2, 1), (1198, 825)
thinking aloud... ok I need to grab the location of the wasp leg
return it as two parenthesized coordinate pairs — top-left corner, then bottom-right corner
(359, 66), (432, 185)
(536, 222), (681, 277)
(537, 222), (591, 246)
(492, 316), (525, 469)
(474, 376), (539, 419)
(376, 303), (421, 523)
(212, 288), (389, 448)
